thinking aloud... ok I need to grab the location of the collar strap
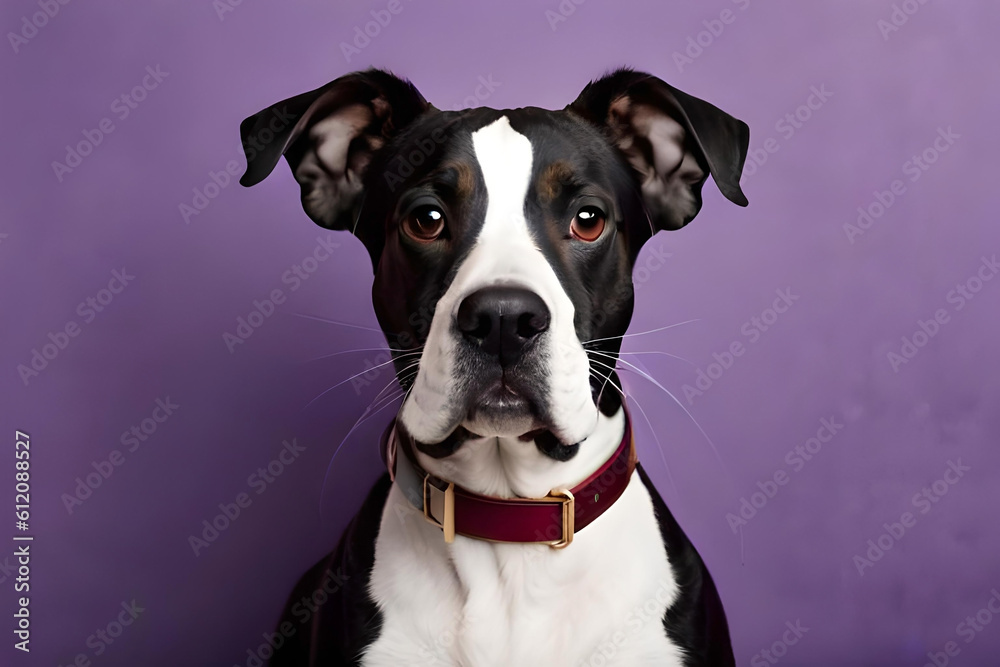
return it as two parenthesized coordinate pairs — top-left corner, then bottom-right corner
(382, 414), (636, 549)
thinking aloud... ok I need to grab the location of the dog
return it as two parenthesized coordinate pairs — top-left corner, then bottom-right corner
(239, 67), (749, 666)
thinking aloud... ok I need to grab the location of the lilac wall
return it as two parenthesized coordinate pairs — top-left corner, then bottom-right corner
(2, 1), (998, 664)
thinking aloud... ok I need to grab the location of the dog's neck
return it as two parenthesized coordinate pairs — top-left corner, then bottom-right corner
(408, 407), (627, 500)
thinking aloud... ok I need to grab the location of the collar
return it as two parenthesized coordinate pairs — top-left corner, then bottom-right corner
(381, 412), (637, 549)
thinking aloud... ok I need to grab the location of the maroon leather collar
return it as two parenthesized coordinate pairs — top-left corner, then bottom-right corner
(382, 414), (636, 548)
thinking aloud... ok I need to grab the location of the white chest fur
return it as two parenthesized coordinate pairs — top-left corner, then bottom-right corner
(362, 473), (686, 666)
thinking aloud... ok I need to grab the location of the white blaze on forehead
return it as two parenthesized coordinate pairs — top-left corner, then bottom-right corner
(470, 116), (536, 251)
(398, 115), (598, 446)
(464, 116), (596, 444)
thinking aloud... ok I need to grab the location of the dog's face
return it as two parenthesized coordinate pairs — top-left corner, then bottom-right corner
(241, 69), (748, 461)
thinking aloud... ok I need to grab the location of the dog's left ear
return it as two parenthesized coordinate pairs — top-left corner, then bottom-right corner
(567, 68), (749, 231)
(238, 68), (431, 230)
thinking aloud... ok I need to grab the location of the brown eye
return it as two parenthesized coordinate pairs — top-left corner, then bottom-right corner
(570, 205), (606, 242)
(403, 204), (446, 242)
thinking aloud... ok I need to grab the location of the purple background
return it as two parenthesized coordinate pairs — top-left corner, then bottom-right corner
(2, 0), (999, 665)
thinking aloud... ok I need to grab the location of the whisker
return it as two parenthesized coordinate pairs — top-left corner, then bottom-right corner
(589, 348), (693, 369)
(613, 363), (728, 473)
(589, 367), (623, 407)
(316, 370), (422, 520)
(302, 356), (411, 411)
(318, 390), (407, 522)
(590, 356), (730, 479)
(589, 361), (624, 397)
(628, 394), (679, 499)
(368, 360), (422, 404)
(614, 350), (695, 367)
(290, 312), (384, 334)
(304, 347), (423, 364)
(582, 319), (700, 346)
(588, 364), (677, 496)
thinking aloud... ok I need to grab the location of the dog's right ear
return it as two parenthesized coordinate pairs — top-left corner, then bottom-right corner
(567, 68), (749, 232)
(239, 69), (431, 230)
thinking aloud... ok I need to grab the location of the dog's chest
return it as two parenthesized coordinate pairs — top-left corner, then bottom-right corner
(361, 475), (687, 667)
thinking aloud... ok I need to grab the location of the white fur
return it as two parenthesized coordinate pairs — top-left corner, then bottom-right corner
(399, 116), (596, 447)
(363, 117), (684, 665)
(364, 453), (686, 666)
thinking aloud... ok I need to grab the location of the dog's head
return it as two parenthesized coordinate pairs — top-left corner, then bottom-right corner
(240, 68), (748, 464)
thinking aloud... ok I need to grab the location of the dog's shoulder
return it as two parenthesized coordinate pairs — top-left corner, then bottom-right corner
(269, 473), (392, 667)
(636, 463), (736, 667)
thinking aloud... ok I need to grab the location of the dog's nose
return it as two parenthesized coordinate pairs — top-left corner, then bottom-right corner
(456, 287), (551, 366)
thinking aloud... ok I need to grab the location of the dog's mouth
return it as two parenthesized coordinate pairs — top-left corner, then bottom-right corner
(464, 378), (541, 438)
(402, 366), (594, 462)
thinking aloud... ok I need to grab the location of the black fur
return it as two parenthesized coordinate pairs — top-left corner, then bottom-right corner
(637, 464), (735, 666)
(268, 474), (390, 667)
(267, 467), (735, 666)
(241, 67), (748, 666)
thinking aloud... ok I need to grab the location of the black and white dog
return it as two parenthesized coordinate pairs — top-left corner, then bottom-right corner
(240, 67), (748, 666)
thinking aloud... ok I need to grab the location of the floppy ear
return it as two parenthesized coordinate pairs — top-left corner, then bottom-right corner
(239, 69), (431, 230)
(567, 68), (749, 231)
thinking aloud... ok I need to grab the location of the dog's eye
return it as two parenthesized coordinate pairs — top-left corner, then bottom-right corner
(570, 205), (606, 242)
(403, 204), (446, 242)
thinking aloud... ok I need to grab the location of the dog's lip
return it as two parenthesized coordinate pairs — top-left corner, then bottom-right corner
(464, 380), (540, 429)
(478, 379), (528, 403)
(471, 388), (530, 414)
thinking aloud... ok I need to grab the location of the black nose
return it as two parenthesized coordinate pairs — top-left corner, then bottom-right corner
(456, 286), (551, 366)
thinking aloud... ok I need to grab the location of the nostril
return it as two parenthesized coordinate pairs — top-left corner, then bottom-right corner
(516, 311), (549, 339)
(456, 286), (551, 364)
(469, 314), (492, 340)
(457, 300), (493, 340)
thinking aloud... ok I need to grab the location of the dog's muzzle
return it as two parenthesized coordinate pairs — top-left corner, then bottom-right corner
(456, 286), (550, 366)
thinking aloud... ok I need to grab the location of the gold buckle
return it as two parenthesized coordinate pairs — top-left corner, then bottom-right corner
(423, 477), (575, 549)
(547, 488), (575, 549)
(423, 475), (455, 543)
